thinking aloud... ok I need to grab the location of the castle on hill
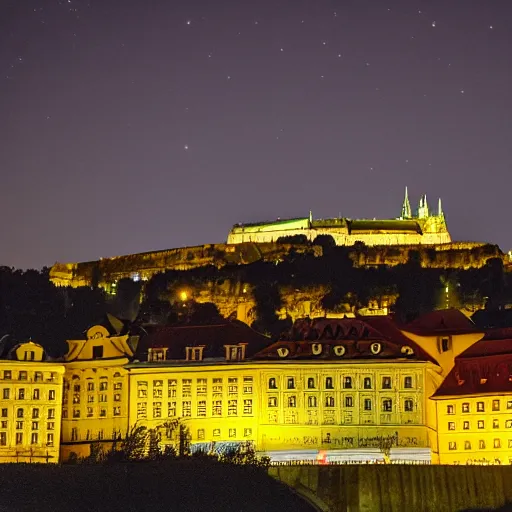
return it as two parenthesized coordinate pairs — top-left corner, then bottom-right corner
(227, 188), (451, 246)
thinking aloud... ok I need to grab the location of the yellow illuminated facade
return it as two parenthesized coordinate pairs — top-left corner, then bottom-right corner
(0, 342), (64, 463)
(127, 360), (439, 462)
(435, 395), (512, 465)
(60, 325), (136, 460)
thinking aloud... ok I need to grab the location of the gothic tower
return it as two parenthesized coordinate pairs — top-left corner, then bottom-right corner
(417, 194), (430, 219)
(401, 187), (412, 219)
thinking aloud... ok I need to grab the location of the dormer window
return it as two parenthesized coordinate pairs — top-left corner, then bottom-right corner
(438, 336), (451, 353)
(185, 346), (204, 361)
(148, 348), (168, 362)
(92, 346), (104, 359)
(224, 344), (247, 362)
(24, 351), (35, 361)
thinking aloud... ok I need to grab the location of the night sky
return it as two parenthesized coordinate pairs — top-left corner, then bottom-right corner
(1, 0), (511, 269)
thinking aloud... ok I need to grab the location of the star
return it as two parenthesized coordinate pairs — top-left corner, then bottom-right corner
(184, 144), (189, 150)
(431, 21), (436, 27)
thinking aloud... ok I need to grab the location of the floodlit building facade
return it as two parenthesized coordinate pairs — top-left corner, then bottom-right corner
(125, 317), (461, 464)
(0, 341), (65, 463)
(60, 325), (137, 460)
(432, 329), (512, 465)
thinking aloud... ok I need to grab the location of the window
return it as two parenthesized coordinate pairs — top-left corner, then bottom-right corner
(243, 377), (253, 394)
(243, 399), (252, 415)
(212, 401), (222, 416)
(153, 381), (163, 399)
(49, 390), (56, 400)
(182, 401), (191, 417)
(114, 393), (121, 402)
(99, 394), (107, 403)
(32, 421), (38, 430)
(99, 381), (108, 392)
(16, 421), (23, 430)
(229, 428), (236, 438)
(137, 403), (147, 419)
(447, 405), (454, 414)
(345, 396), (353, 408)
(228, 400), (237, 416)
(228, 378), (238, 394)
(287, 377), (295, 390)
(92, 346), (104, 359)
(213, 429), (220, 438)
(326, 377), (334, 389)
(507, 420), (512, 429)
(113, 407), (121, 416)
(308, 395), (317, 408)
(343, 376), (352, 389)
(18, 389), (25, 400)
(71, 428), (78, 441)
(464, 441), (471, 450)
(509, 440), (512, 449)
(268, 396), (277, 408)
(477, 402), (485, 412)
(88, 408), (95, 419)
(325, 396), (335, 407)
(16, 408), (23, 418)
(114, 382), (122, 391)
(439, 336), (451, 352)
(404, 399), (414, 412)
(508, 400), (512, 410)
(462, 403), (470, 413)
(47, 422), (54, 431)
(148, 347), (167, 362)
(0, 433), (5, 446)
(364, 399), (372, 411)
(382, 377), (392, 389)
(2, 389), (8, 399)
(197, 401), (206, 417)
(24, 351), (35, 361)
(404, 376), (413, 389)
(168, 402), (176, 417)
(448, 441), (456, 450)
(168, 380), (177, 398)
(186, 346), (204, 361)
(363, 377), (372, 389)
(31, 433), (38, 445)
(32, 408), (39, 419)
(99, 408), (106, 418)
(3, 371), (11, 380)
(87, 382), (95, 392)
(73, 383), (80, 393)
(153, 402), (162, 418)
(19, 371), (27, 381)
(307, 377), (315, 389)
(463, 421), (470, 430)
(492, 400), (500, 412)
(478, 420), (484, 429)
(479, 440), (486, 449)
(225, 345), (245, 361)
(34, 372), (42, 382)
(493, 419), (499, 429)
(1, 409), (6, 418)
(244, 428), (252, 437)
(382, 399), (393, 412)
(268, 378), (277, 389)
(448, 422), (455, 431)
(287, 396), (297, 408)
(47, 433), (54, 446)
(494, 438), (501, 449)
(1, 421), (6, 429)
(197, 429), (205, 440)
(16, 433), (23, 445)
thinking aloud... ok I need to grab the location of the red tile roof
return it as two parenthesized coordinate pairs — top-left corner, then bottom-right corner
(404, 309), (480, 335)
(254, 316), (437, 363)
(136, 322), (271, 360)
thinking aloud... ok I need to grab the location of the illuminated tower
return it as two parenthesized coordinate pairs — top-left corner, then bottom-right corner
(401, 187), (412, 219)
(417, 194), (430, 219)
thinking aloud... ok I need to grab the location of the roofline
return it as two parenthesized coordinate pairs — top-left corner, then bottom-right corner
(431, 390), (512, 400)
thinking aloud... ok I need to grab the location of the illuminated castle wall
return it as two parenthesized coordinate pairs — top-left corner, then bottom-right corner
(227, 188), (451, 246)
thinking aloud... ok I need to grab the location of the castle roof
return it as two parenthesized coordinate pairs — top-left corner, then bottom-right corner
(135, 321), (271, 361)
(254, 316), (437, 363)
(348, 219), (422, 234)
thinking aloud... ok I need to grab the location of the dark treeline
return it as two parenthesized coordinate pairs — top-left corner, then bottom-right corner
(0, 246), (510, 356)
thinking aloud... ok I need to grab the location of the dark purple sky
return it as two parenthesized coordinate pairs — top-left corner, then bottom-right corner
(1, 0), (511, 269)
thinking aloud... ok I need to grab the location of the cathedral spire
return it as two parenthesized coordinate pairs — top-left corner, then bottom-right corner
(438, 197), (443, 217)
(401, 186), (412, 219)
